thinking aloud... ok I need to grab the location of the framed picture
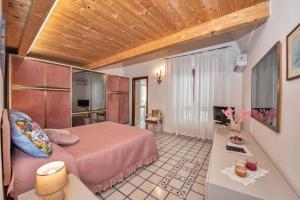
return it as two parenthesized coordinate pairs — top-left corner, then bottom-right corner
(287, 23), (300, 80)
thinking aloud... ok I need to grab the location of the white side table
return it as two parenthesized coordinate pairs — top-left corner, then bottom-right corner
(18, 174), (98, 200)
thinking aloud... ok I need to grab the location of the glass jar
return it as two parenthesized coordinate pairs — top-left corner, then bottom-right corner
(246, 158), (258, 171)
(235, 159), (247, 177)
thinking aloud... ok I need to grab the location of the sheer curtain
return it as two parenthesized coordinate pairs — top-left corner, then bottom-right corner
(164, 47), (235, 139)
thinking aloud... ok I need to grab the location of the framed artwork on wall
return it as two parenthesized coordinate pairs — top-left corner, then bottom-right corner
(287, 23), (300, 80)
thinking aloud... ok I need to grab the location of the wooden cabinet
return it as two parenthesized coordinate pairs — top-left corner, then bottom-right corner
(9, 56), (129, 127)
(107, 75), (120, 92)
(45, 63), (71, 88)
(12, 57), (45, 87)
(119, 94), (129, 124)
(107, 75), (129, 92)
(10, 56), (71, 128)
(106, 75), (129, 124)
(106, 94), (120, 123)
(46, 91), (71, 128)
(106, 93), (129, 124)
(12, 56), (71, 88)
(119, 77), (129, 92)
(11, 90), (46, 128)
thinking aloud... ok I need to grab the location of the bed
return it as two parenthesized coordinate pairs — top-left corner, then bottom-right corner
(2, 110), (158, 198)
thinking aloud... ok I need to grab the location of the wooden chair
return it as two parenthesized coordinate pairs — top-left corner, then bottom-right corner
(145, 110), (162, 134)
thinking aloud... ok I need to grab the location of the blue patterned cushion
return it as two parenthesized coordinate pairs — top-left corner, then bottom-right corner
(9, 111), (52, 158)
(9, 110), (32, 120)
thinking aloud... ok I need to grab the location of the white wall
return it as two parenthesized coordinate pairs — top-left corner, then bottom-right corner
(98, 42), (243, 131)
(99, 63), (126, 77)
(242, 0), (300, 196)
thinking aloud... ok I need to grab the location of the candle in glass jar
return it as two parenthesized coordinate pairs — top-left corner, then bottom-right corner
(246, 158), (258, 171)
(235, 159), (247, 177)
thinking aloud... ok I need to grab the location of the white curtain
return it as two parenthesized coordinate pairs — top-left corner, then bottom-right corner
(164, 47), (236, 139)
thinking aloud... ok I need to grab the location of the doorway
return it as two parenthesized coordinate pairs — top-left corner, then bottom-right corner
(132, 76), (148, 128)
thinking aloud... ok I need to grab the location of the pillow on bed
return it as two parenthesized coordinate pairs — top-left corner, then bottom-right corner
(9, 110), (32, 120)
(44, 129), (80, 146)
(9, 111), (52, 158)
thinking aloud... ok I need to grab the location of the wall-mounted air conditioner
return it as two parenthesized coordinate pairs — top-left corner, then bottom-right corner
(234, 54), (248, 73)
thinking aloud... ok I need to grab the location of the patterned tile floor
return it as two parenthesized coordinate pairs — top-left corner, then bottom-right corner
(96, 133), (212, 200)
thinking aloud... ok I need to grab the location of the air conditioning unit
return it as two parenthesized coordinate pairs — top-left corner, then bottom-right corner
(234, 54), (248, 72)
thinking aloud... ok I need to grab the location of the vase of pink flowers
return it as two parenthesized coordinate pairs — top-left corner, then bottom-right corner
(222, 107), (251, 132)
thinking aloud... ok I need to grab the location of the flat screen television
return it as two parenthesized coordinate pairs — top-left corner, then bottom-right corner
(213, 106), (235, 125)
(78, 99), (89, 107)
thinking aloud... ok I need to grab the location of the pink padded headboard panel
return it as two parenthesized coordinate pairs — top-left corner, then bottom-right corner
(2, 109), (11, 186)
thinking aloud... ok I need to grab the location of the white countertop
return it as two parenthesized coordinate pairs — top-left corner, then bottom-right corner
(206, 127), (299, 200)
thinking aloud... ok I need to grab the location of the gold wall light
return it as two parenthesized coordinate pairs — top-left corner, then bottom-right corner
(156, 70), (162, 85)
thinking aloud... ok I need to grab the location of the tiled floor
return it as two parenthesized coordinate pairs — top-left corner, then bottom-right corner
(96, 133), (212, 200)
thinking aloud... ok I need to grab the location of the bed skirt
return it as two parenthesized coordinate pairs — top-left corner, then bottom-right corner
(87, 153), (158, 193)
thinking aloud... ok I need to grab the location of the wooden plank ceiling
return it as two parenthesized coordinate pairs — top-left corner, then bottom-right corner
(4, 0), (269, 68)
(3, 0), (32, 48)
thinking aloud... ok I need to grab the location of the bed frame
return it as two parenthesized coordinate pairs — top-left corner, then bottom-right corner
(1, 109), (13, 199)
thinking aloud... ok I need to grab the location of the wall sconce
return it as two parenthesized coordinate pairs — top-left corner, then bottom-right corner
(156, 70), (162, 85)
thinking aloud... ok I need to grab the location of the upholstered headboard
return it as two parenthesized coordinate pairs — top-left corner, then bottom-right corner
(1, 109), (12, 186)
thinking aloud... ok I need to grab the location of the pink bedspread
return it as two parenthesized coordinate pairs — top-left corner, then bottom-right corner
(64, 122), (158, 193)
(11, 143), (79, 199)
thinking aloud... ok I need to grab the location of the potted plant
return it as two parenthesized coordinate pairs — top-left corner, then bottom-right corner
(222, 107), (250, 132)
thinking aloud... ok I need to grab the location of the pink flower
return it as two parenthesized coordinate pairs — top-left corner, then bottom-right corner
(222, 107), (234, 121)
(251, 108), (276, 125)
(237, 110), (251, 123)
(265, 109), (276, 125)
(223, 107), (251, 123)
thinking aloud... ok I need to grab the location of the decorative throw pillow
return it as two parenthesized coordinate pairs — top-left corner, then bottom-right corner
(9, 110), (32, 120)
(44, 129), (80, 146)
(9, 111), (52, 158)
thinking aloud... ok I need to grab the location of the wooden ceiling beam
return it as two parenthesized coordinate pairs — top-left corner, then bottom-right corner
(87, 1), (269, 69)
(18, 0), (58, 56)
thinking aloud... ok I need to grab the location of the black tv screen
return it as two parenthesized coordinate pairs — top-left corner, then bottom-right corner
(78, 99), (89, 107)
(213, 106), (235, 124)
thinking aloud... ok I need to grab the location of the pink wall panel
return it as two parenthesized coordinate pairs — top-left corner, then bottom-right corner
(107, 75), (129, 92)
(107, 75), (120, 92)
(46, 91), (71, 128)
(106, 94), (120, 123)
(106, 75), (129, 124)
(119, 77), (129, 92)
(119, 94), (129, 124)
(12, 57), (45, 87)
(45, 64), (71, 88)
(11, 90), (46, 128)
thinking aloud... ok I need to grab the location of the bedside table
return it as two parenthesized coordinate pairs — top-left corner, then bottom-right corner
(18, 174), (98, 200)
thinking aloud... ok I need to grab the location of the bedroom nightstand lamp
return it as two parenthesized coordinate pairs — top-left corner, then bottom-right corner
(35, 161), (68, 200)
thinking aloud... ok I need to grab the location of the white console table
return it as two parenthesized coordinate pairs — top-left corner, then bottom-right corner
(206, 127), (299, 200)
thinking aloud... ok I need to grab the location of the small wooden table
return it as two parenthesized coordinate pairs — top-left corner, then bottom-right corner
(18, 174), (98, 200)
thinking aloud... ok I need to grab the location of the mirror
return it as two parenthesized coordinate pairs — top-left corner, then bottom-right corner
(72, 68), (106, 127)
(91, 73), (106, 111)
(72, 69), (91, 113)
(251, 42), (281, 132)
